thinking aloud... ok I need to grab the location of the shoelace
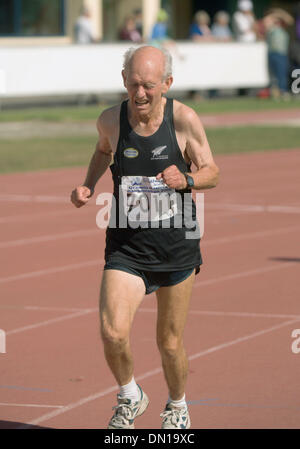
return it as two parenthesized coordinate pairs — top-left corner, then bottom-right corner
(111, 402), (135, 425)
(160, 408), (183, 426)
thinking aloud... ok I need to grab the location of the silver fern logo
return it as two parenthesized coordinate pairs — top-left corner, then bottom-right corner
(151, 145), (168, 160)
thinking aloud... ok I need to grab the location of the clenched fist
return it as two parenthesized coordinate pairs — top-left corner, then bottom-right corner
(156, 165), (187, 190)
(71, 185), (94, 208)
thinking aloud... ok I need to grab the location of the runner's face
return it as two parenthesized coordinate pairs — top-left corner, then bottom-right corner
(122, 59), (172, 116)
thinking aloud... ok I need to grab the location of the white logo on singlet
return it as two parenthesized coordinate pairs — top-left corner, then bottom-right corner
(151, 145), (168, 160)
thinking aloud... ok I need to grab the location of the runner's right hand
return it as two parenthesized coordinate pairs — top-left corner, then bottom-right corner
(71, 185), (93, 208)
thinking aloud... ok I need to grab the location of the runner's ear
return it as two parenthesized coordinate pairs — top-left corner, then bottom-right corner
(122, 70), (127, 88)
(162, 76), (173, 94)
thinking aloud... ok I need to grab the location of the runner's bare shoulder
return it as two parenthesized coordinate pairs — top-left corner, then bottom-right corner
(96, 104), (121, 136)
(172, 99), (202, 132)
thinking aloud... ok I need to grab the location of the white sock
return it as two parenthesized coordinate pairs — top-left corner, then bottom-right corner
(168, 394), (187, 409)
(119, 377), (140, 402)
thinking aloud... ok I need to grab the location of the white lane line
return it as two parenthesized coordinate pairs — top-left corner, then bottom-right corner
(0, 260), (296, 290)
(0, 304), (95, 313)
(0, 209), (80, 225)
(1, 223), (298, 250)
(0, 403), (64, 409)
(0, 259), (103, 284)
(0, 224), (298, 284)
(0, 194), (69, 204)
(3, 305), (299, 321)
(206, 203), (300, 214)
(202, 225), (300, 247)
(6, 309), (94, 336)
(188, 318), (300, 361)
(18, 317), (300, 428)
(139, 309), (300, 320)
(193, 261), (297, 288)
(0, 229), (100, 249)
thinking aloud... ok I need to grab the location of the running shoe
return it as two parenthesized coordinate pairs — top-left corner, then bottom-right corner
(108, 385), (149, 429)
(160, 402), (191, 429)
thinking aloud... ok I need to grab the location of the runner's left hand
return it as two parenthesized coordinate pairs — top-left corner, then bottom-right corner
(156, 165), (187, 190)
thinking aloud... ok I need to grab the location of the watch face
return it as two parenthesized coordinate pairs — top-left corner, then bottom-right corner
(187, 175), (194, 187)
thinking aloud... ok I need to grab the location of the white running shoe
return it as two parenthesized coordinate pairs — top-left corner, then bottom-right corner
(160, 402), (191, 429)
(108, 385), (149, 429)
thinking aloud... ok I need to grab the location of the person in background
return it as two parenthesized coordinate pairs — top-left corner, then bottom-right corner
(74, 6), (97, 44)
(189, 10), (214, 42)
(133, 8), (143, 37)
(289, 3), (300, 76)
(232, 0), (257, 43)
(119, 15), (143, 43)
(149, 9), (183, 61)
(150, 9), (170, 45)
(232, 0), (257, 96)
(263, 9), (294, 99)
(211, 11), (233, 42)
(188, 10), (214, 100)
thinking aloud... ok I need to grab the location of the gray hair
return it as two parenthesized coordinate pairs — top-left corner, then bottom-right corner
(214, 10), (230, 23)
(123, 45), (173, 81)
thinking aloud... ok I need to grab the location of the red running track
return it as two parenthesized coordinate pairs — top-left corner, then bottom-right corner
(0, 148), (300, 429)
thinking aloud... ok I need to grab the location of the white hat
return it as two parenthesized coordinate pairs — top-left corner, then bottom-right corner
(238, 0), (253, 11)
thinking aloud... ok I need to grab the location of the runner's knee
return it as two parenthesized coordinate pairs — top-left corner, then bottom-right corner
(100, 320), (130, 349)
(157, 333), (183, 358)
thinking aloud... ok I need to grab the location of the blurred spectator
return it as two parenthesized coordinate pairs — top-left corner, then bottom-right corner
(188, 11), (214, 101)
(233, 0), (257, 43)
(211, 11), (233, 41)
(290, 3), (300, 72)
(263, 9), (294, 98)
(149, 9), (184, 61)
(119, 16), (143, 43)
(150, 9), (170, 44)
(189, 10), (214, 41)
(74, 6), (97, 44)
(133, 8), (143, 36)
(297, 4), (300, 39)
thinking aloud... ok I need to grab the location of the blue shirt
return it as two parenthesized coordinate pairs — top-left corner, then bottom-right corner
(151, 23), (168, 40)
(189, 23), (203, 37)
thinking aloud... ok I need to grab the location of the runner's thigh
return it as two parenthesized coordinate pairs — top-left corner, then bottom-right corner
(100, 269), (146, 336)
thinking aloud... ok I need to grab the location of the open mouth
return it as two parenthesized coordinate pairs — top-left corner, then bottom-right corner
(135, 100), (149, 106)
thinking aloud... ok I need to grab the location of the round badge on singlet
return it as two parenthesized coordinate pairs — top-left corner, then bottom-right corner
(124, 148), (139, 158)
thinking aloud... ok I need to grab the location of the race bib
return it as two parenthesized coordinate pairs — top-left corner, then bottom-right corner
(121, 176), (178, 224)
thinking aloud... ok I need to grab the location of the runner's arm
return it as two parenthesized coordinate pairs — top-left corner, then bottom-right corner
(181, 106), (219, 190)
(70, 112), (113, 208)
(82, 114), (113, 193)
(157, 105), (219, 191)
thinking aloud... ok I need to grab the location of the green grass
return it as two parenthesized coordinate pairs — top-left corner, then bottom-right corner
(206, 126), (300, 155)
(185, 97), (300, 115)
(0, 97), (299, 122)
(0, 136), (96, 174)
(1, 126), (299, 174)
(0, 105), (107, 123)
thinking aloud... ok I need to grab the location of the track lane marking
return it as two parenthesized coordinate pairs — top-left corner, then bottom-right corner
(17, 317), (300, 428)
(1, 224), (299, 249)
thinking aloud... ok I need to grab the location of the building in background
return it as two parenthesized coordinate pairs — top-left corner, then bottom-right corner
(0, 0), (299, 46)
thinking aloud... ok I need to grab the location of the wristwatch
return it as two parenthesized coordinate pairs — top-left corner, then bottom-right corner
(184, 173), (194, 189)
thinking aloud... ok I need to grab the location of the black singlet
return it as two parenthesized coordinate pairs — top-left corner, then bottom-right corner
(104, 97), (202, 272)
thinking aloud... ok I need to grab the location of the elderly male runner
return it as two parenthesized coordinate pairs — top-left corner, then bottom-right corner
(71, 45), (219, 429)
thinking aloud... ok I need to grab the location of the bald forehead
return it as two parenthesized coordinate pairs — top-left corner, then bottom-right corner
(128, 47), (165, 75)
